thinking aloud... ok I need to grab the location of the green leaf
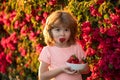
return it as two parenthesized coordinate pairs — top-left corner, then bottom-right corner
(108, 64), (113, 69)
(104, 14), (109, 19)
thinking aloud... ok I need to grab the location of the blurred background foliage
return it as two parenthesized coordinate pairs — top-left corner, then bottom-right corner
(0, 0), (120, 80)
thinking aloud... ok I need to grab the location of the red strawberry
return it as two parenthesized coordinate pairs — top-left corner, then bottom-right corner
(67, 54), (80, 64)
(81, 58), (87, 63)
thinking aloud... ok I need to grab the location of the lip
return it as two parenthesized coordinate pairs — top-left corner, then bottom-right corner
(59, 38), (65, 43)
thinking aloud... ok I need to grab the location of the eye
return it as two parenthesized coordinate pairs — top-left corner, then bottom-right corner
(57, 28), (60, 31)
(65, 28), (70, 31)
(55, 28), (60, 31)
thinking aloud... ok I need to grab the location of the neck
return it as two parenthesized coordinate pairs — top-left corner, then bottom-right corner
(54, 43), (70, 48)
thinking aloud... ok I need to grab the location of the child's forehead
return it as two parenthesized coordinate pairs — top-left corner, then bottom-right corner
(52, 20), (69, 28)
(53, 26), (69, 29)
(52, 23), (69, 29)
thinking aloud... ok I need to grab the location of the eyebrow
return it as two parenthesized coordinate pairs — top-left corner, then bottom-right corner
(53, 25), (70, 28)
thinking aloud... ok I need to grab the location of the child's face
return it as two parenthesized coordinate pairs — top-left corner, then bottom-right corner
(51, 24), (71, 46)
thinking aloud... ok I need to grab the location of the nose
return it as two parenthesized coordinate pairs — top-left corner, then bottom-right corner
(60, 30), (65, 36)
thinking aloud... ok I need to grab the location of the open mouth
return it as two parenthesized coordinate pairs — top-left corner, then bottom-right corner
(59, 38), (65, 43)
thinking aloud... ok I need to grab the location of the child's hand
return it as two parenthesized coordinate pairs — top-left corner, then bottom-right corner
(68, 63), (88, 74)
(61, 66), (76, 74)
(76, 63), (90, 74)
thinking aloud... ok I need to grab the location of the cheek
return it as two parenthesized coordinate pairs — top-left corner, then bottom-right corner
(52, 33), (59, 40)
(66, 32), (71, 39)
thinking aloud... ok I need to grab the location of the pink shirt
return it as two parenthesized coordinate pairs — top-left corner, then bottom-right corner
(38, 43), (86, 80)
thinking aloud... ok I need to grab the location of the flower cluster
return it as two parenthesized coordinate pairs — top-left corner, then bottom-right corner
(0, 0), (65, 79)
(0, 0), (120, 80)
(66, 0), (120, 80)
(73, 1), (120, 80)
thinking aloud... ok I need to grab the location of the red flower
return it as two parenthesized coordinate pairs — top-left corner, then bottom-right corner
(97, 0), (105, 4)
(82, 33), (91, 42)
(92, 28), (101, 41)
(36, 44), (43, 54)
(19, 47), (27, 57)
(0, 65), (7, 74)
(81, 21), (91, 27)
(41, 18), (46, 25)
(85, 47), (96, 56)
(100, 26), (107, 34)
(14, 20), (20, 29)
(25, 14), (31, 22)
(1, 37), (7, 48)
(117, 37), (120, 42)
(29, 31), (36, 41)
(48, 0), (56, 6)
(115, 7), (120, 14)
(9, 11), (16, 21)
(43, 12), (49, 19)
(107, 28), (118, 37)
(81, 21), (92, 34)
(35, 15), (43, 21)
(6, 52), (13, 64)
(20, 27), (28, 36)
(0, 52), (9, 74)
(89, 5), (101, 17)
(110, 13), (120, 24)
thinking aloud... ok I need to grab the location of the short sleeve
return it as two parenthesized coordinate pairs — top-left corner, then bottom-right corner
(38, 46), (51, 64)
(76, 42), (86, 60)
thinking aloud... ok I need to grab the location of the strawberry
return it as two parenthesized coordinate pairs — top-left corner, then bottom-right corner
(67, 54), (80, 64)
(81, 57), (87, 63)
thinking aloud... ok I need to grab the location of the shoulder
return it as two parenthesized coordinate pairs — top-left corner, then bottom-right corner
(42, 46), (52, 50)
(41, 46), (51, 53)
(71, 41), (85, 53)
(40, 46), (53, 58)
(71, 41), (83, 48)
(76, 40), (84, 49)
(41, 45), (56, 53)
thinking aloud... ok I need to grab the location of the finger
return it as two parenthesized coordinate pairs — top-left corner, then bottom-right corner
(75, 70), (80, 74)
(64, 69), (76, 74)
(67, 71), (76, 74)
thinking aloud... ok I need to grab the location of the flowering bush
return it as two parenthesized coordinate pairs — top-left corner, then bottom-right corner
(0, 0), (120, 80)
(0, 0), (66, 79)
(67, 0), (120, 80)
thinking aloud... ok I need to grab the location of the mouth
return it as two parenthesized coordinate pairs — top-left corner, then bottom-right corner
(59, 38), (65, 43)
